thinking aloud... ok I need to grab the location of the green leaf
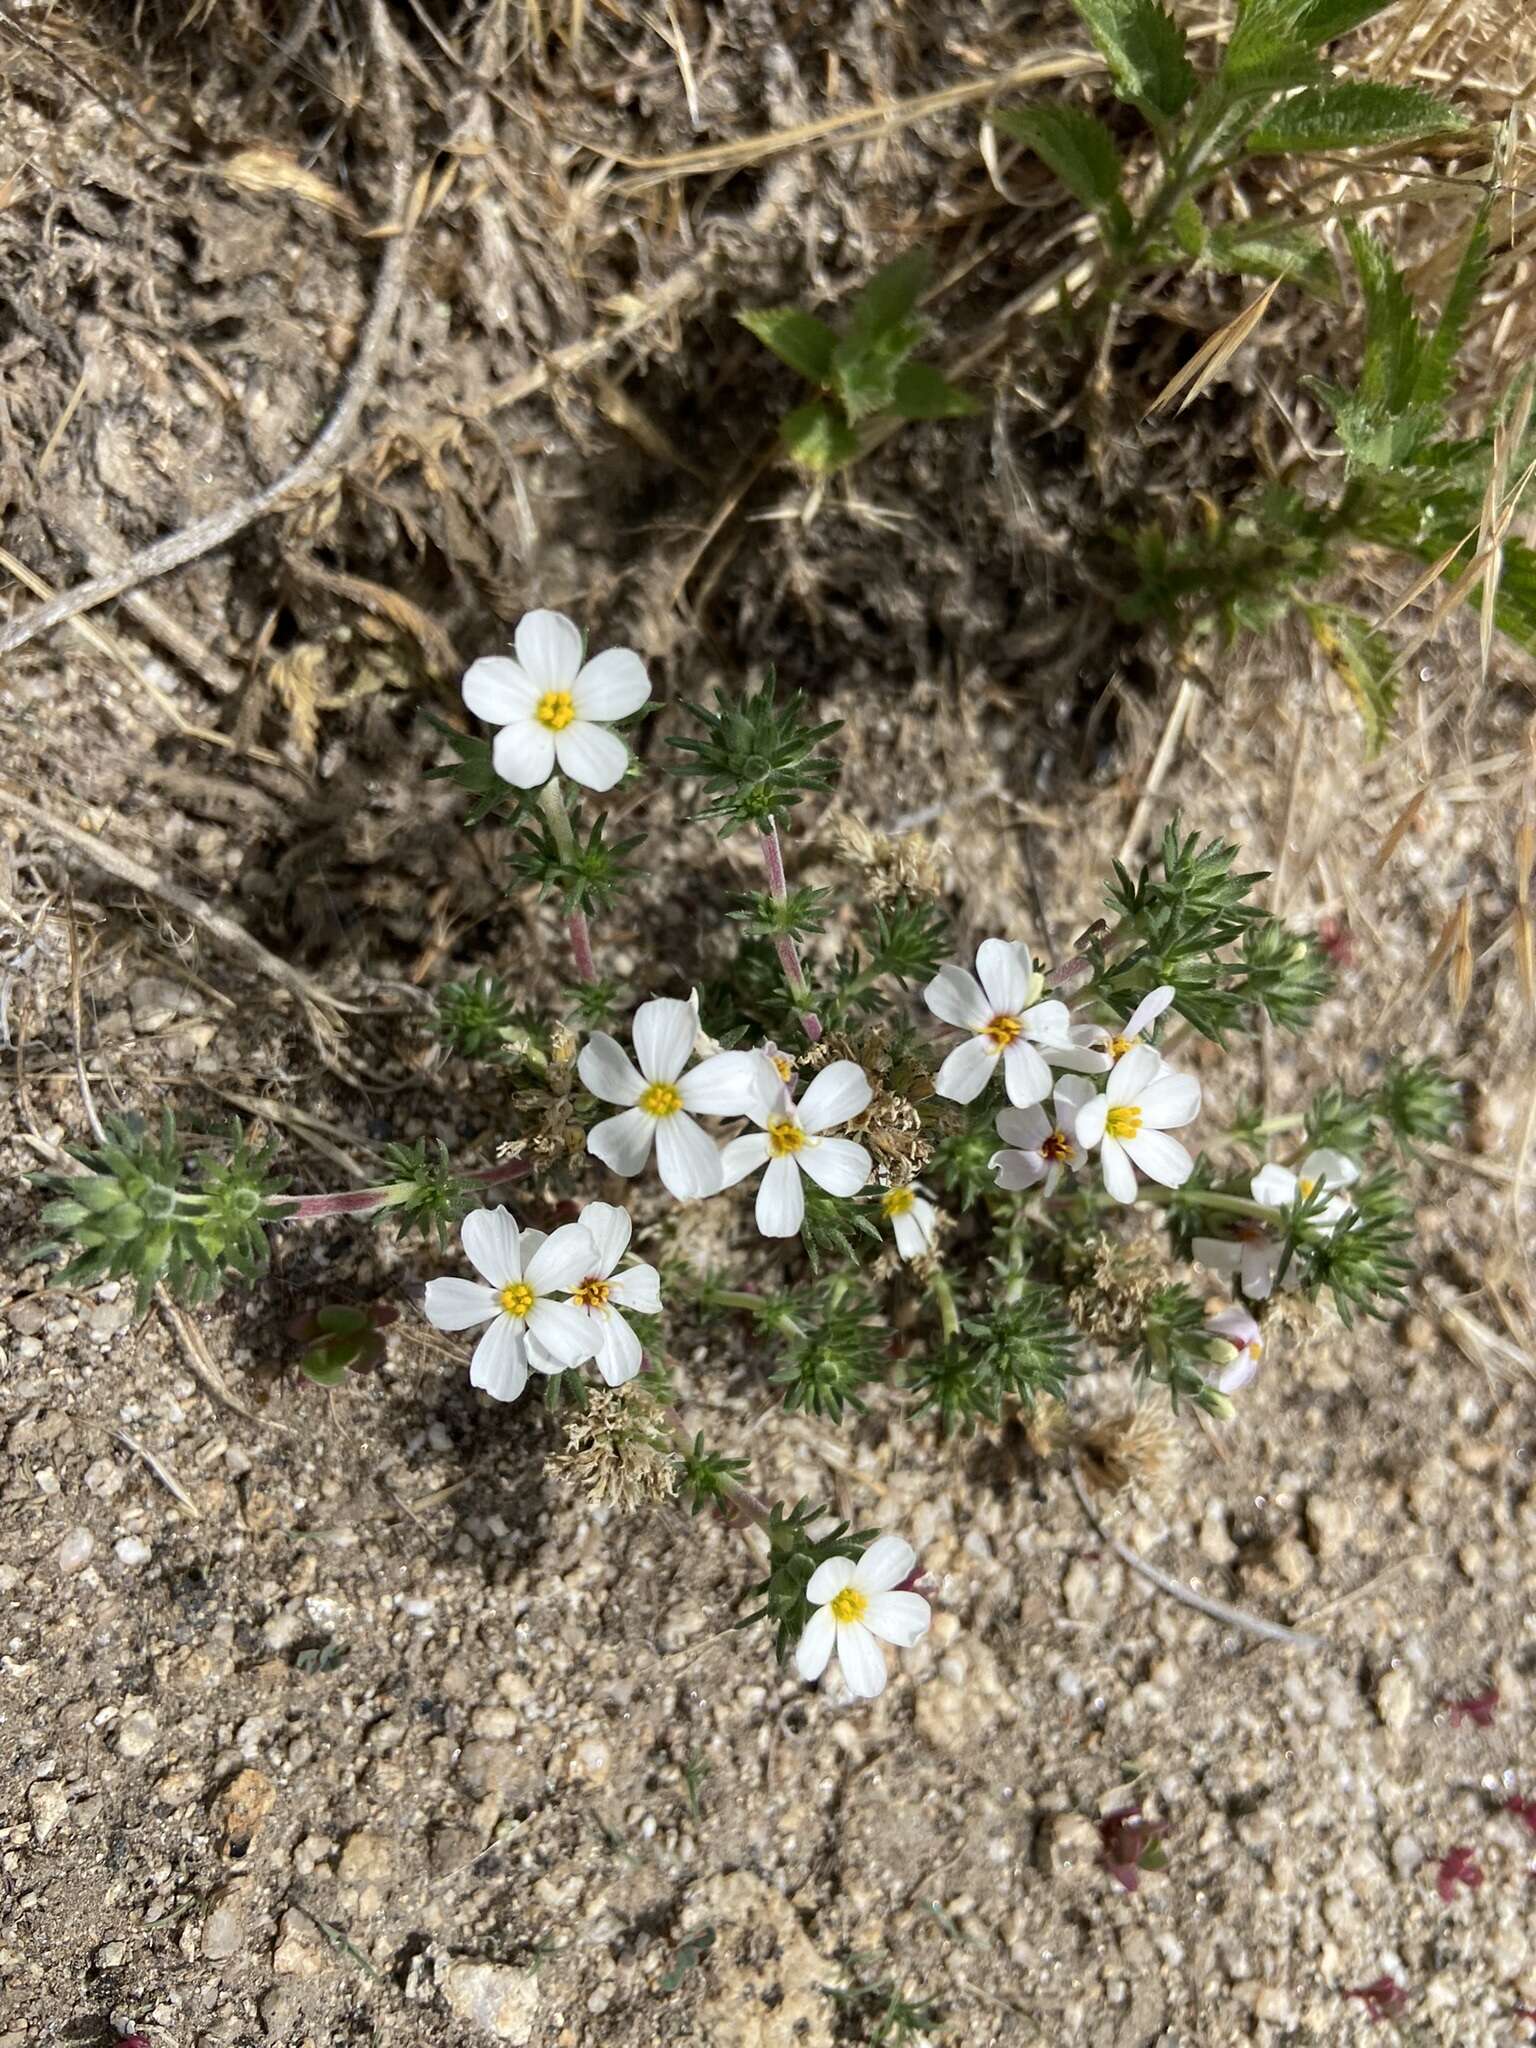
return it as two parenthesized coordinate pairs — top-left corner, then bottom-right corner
(846, 249), (930, 345)
(778, 397), (861, 473)
(1170, 195), (1207, 257)
(991, 102), (1125, 216)
(1069, 0), (1195, 120)
(888, 360), (981, 419)
(1343, 221), (1424, 412)
(1227, 0), (1392, 74)
(1304, 604), (1400, 751)
(1247, 81), (1466, 153)
(1204, 219), (1336, 296)
(1293, 0), (1398, 40)
(737, 306), (838, 384)
(832, 318), (923, 423)
(1415, 197), (1490, 408)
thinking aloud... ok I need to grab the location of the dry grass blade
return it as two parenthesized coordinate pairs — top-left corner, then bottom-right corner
(1372, 786), (1429, 871)
(1145, 281), (1282, 419)
(1448, 895), (1474, 1018)
(1425, 1277), (1535, 1381)
(285, 559), (461, 677)
(214, 146), (361, 224)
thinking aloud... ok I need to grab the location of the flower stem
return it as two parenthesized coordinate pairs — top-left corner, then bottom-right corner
(272, 1157), (530, 1221)
(930, 1267), (960, 1341)
(758, 817), (822, 1044)
(1136, 1185), (1279, 1223)
(538, 776), (598, 986)
(664, 1406), (772, 1531)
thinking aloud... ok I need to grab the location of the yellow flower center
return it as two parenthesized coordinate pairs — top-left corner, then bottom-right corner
(830, 1585), (868, 1625)
(1298, 1176), (1318, 1198)
(771, 1053), (795, 1082)
(767, 1115), (806, 1158)
(1041, 1128), (1073, 1162)
(1108, 1034), (1135, 1061)
(1250, 1337), (1263, 1358)
(981, 1013), (1022, 1050)
(535, 689), (576, 731)
(1105, 1104), (1143, 1140)
(881, 1187), (916, 1218)
(638, 1080), (683, 1119)
(572, 1276), (610, 1311)
(498, 1281), (535, 1318)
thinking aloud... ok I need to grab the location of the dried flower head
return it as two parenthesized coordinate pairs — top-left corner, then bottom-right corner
(545, 1385), (678, 1511)
(1074, 1405), (1183, 1508)
(855, 1087), (933, 1188)
(1065, 1232), (1166, 1346)
(829, 813), (945, 904)
(1024, 1392), (1070, 1460)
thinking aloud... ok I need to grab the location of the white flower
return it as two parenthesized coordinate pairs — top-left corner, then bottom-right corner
(579, 996), (765, 1201)
(925, 938), (1107, 1108)
(566, 1201), (662, 1386)
(991, 1075), (1098, 1194)
(1193, 1149), (1358, 1300)
(794, 1535), (931, 1701)
(719, 1059), (873, 1237)
(1090, 984), (1176, 1064)
(880, 1184), (937, 1261)
(1074, 1043), (1201, 1204)
(461, 609), (650, 794)
(424, 1206), (598, 1403)
(1203, 1306), (1264, 1394)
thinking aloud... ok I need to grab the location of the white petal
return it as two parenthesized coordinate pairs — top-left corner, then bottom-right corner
(836, 1621), (888, 1700)
(469, 1316), (528, 1401)
(892, 1207), (928, 1259)
(854, 1534), (916, 1592)
(924, 966), (989, 1031)
(795, 1606), (836, 1683)
(461, 655), (538, 726)
(1241, 1241), (1279, 1300)
(519, 1228), (547, 1263)
(1001, 1039), (1052, 1107)
(1251, 1163), (1298, 1208)
(514, 608), (583, 688)
(1123, 1127), (1193, 1189)
(607, 1261), (661, 1313)
(1122, 984), (1175, 1040)
(996, 1104), (1050, 1149)
(491, 719), (556, 789)
(797, 1060), (872, 1134)
(805, 1554), (858, 1604)
(525, 1296), (598, 1367)
(461, 1205), (522, 1288)
(525, 1222), (597, 1294)
(1301, 1147), (1358, 1189)
(755, 1154), (804, 1236)
(1214, 1351), (1260, 1394)
(934, 1036), (997, 1104)
(571, 645), (650, 720)
(424, 1277), (500, 1331)
(554, 720), (629, 793)
(799, 1136), (871, 1197)
(655, 1112), (724, 1200)
(1053, 1074), (1099, 1121)
(576, 1199), (631, 1277)
(1020, 999), (1070, 1042)
(587, 1107), (655, 1177)
(633, 996), (698, 1084)
(679, 1049), (776, 1117)
(1075, 1091), (1108, 1148)
(1040, 1039), (1113, 1075)
(975, 936), (1030, 1015)
(1193, 1236), (1244, 1274)
(991, 1148), (1046, 1192)
(861, 1589), (931, 1647)
(592, 1309), (643, 1385)
(578, 1032), (645, 1106)
(715, 1135), (770, 1197)
(1100, 1136), (1138, 1203)
(1106, 1041), (1161, 1106)
(1137, 1067), (1201, 1129)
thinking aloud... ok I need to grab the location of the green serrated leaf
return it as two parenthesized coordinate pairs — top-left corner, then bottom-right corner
(1343, 221), (1424, 413)
(1293, 0), (1398, 40)
(888, 360), (981, 420)
(992, 102), (1125, 216)
(1070, 0), (1196, 121)
(1169, 194), (1206, 257)
(1204, 220), (1335, 296)
(1305, 604), (1399, 751)
(1227, 0), (1391, 76)
(832, 318), (923, 423)
(1415, 197), (1490, 408)
(737, 305), (838, 384)
(1247, 81), (1466, 153)
(778, 397), (861, 473)
(846, 248), (931, 345)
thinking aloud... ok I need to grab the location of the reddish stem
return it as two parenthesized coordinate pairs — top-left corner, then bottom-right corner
(567, 908), (598, 984)
(280, 1157), (530, 1222)
(758, 819), (823, 1044)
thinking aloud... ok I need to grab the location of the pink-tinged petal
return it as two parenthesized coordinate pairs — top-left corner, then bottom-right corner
(655, 1112), (724, 1201)
(924, 965), (989, 1031)
(1106, 1041), (1160, 1106)
(587, 1108), (655, 1177)
(592, 1309), (643, 1385)
(524, 1222), (597, 1294)
(679, 1049), (775, 1117)
(799, 1136), (871, 1197)
(576, 1199), (631, 1277)
(995, 1103), (1050, 1150)
(795, 1605), (836, 1682)
(992, 1148), (1046, 1192)
(461, 1204), (522, 1288)
(424, 1277), (500, 1331)
(1137, 1067), (1201, 1129)
(571, 645), (650, 720)
(1075, 1091), (1109, 1148)
(633, 996), (697, 1084)
(934, 1036), (997, 1103)
(607, 1260), (661, 1313)
(554, 720), (629, 792)
(853, 1534), (917, 1592)
(836, 1621), (888, 1700)
(1001, 1039), (1052, 1107)
(513, 608), (583, 688)
(1251, 1163), (1297, 1209)
(862, 1589), (931, 1647)
(525, 1296), (598, 1367)
(1208, 1305), (1261, 1347)
(975, 936), (1031, 1015)
(718, 1131), (771, 1188)
(797, 1059), (872, 1134)
(1100, 1136), (1138, 1204)
(470, 1316), (528, 1401)
(805, 1554), (858, 1604)
(1122, 1127), (1193, 1189)
(461, 655), (538, 726)
(1122, 985), (1175, 1040)
(756, 1154), (805, 1237)
(491, 719), (556, 789)
(1192, 1236), (1243, 1275)
(578, 1031), (645, 1107)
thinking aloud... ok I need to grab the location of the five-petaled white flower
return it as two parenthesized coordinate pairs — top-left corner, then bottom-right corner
(720, 1059), (873, 1238)
(925, 939), (1106, 1108)
(794, 1535), (931, 1701)
(424, 1206), (598, 1403)
(566, 1200), (663, 1386)
(1074, 1044), (1202, 1203)
(880, 1184), (938, 1261)
(461, 609), (650, 793)
(1203, 1306), (1264, 1393)
(1091, 984), (1176, 1063)
(991, 1074), (1098, 1194)
(579, 996), (764, 1201)
(1193, 1149), (1358, 1299)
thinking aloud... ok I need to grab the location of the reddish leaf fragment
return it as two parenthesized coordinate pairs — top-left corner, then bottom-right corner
(1343, 1976), (1408, 2022)
(1445, 1684), (1499, 1728)
(1097, 1805), (1167, 1893)
(1436, 1845), (1483, 1902)
(1506, 1794), (1536, 1836)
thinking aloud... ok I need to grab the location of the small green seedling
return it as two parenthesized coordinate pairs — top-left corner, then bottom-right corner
(288, 1302), (398, 1385)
